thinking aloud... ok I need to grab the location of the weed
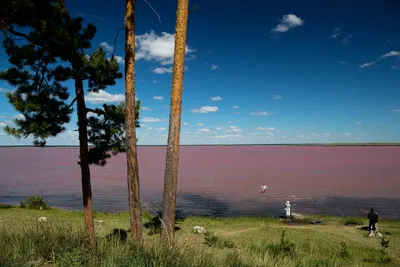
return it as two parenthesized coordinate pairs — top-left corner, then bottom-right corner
(339, 241), (350, 258)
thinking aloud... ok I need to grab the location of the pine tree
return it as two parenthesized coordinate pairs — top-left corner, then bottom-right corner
(0, 0), (140, 249)
(124, 0), (143, 246)
(161, 0), (189, 243)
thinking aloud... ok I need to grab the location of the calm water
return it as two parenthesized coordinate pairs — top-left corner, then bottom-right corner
(0, 146), (399, 219)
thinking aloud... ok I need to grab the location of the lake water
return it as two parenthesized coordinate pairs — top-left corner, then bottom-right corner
(0, 146), (399, 220)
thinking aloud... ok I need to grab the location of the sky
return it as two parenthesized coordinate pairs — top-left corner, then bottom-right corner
(0, 0), (399, 145)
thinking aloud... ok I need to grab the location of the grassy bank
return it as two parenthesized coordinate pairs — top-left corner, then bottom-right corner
(1, 207), (399, 266)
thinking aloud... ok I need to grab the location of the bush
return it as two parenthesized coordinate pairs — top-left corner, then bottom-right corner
(203, 231), (235, 249)
(20, 195), (51, 210)
(0, 204), (12, 209)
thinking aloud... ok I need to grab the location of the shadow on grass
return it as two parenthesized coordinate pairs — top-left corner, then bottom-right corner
(143, 210), (185, 235)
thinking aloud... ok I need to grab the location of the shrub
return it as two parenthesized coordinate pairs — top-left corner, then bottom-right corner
(0, 204), (12, 209)
(204, 231), (235, 249)
(20, 196), (51, 210)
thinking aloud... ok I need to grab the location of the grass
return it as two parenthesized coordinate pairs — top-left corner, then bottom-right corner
(0, 207), (399, 266)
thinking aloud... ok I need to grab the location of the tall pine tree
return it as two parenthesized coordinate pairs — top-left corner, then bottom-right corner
(125, 0), (143, 246)
(0, 0), (140, 249)
(161, 0), (189, 243)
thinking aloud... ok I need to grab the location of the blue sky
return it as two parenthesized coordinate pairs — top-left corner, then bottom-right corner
(0, 0), (399, 145)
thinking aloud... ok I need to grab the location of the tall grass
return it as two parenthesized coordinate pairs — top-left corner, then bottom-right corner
(0, 219), (218, 267)
(0, 215), (397, 267)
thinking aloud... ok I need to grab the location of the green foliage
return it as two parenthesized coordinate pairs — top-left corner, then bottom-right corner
(20, 195), (51, 210)
(380, 238), (391, 264)
(87, 100), (140, 166)
(343, 217), (363, 226)
(203, 231), (235, 249)
(0, 1), (140, 166)
(0, 204), (12, 209)
(339, 241), (350, 258)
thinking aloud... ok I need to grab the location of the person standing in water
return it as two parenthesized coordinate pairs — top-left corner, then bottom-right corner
(285, 201), (291, 220)
(261, 184), (268, 193)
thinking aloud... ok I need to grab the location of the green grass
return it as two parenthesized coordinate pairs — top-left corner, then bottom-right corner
(0, 207), (399, 266)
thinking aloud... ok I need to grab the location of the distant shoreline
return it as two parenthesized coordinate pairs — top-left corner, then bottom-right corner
(1, 143), (400, 148)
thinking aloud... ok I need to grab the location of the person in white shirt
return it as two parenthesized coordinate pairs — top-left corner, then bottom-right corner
(260, 184), (269, 193)
(285, 201), (291, 219)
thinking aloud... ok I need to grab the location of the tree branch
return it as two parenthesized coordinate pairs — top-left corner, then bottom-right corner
(85, 108), (104, 116)
(112, 27), (125, 57)
(142, 0), (161, 23)
(190, 4), (199, 13)
(67, 95), (78, 109)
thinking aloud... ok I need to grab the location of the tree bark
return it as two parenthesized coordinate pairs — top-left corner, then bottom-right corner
(161, 0), (189, 244)
(75, 75), (95, 249)
(125, 0), (143, 246)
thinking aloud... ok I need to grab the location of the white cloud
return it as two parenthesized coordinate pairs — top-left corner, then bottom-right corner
(341, 34), (353, 45)
(211, 65), (219, 70)
(85, 90), (124, 104)
(390, 109), (400, 113)
(142, 106), (151, 111)
(153, 96), (164, 101)
(163, 105), (168, 109)
(136, 31), (194, 64)
(153, 65), (188, 74)
(329, 27), (342, 39)
(153, 67), (172, 74)
(380, 51), (400, 59)
(86, 111), (98, 117)
(250, 111), (272, 116)
(272, 95), (282, 100)
(192, 106), (218, 113)
(100, 42), (114, 54)
(209, 96), (222, 101)
(328, 27), (352, 45)
(233, 106), (239, 109)
(113, 56), (124, 65)
(356, 121), (362, 125)
(212, 134), (242, 139)
(14, 114), (25, 120)
(183, 122), (189, 126)
(156, 127), (166, 131)
(197, 128), (210, 133)
(196, 123), (204, 126)
(360, 51), (400, 69)
(359, 62), (375, 68)
(340, 60), (347, 65)
(256, 127), (275, 131)
(270, 14), (304, 33)
(226, 125), (242, 134)
(142, 117), (165, 122)
(0, 122), (7, 127)
(0, 88), (10, 93)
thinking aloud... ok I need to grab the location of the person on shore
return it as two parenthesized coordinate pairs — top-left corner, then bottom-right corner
(367, 208), (379, 232)
(261, 184), (268, 193)
(285, 201), (291, 220)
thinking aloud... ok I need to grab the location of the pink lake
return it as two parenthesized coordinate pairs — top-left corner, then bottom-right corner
(0, 146), (399, 219)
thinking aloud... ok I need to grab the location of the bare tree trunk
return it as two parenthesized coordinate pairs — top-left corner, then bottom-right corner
(161, 0), (189, 244)
(125, 0), (143, 246)
(75, 75), (95, 250)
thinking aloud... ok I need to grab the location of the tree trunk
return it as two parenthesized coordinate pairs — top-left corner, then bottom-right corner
(75, 75), (95, 249)
(161, 0), (189, 244)
(125, 0), (143, 246)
